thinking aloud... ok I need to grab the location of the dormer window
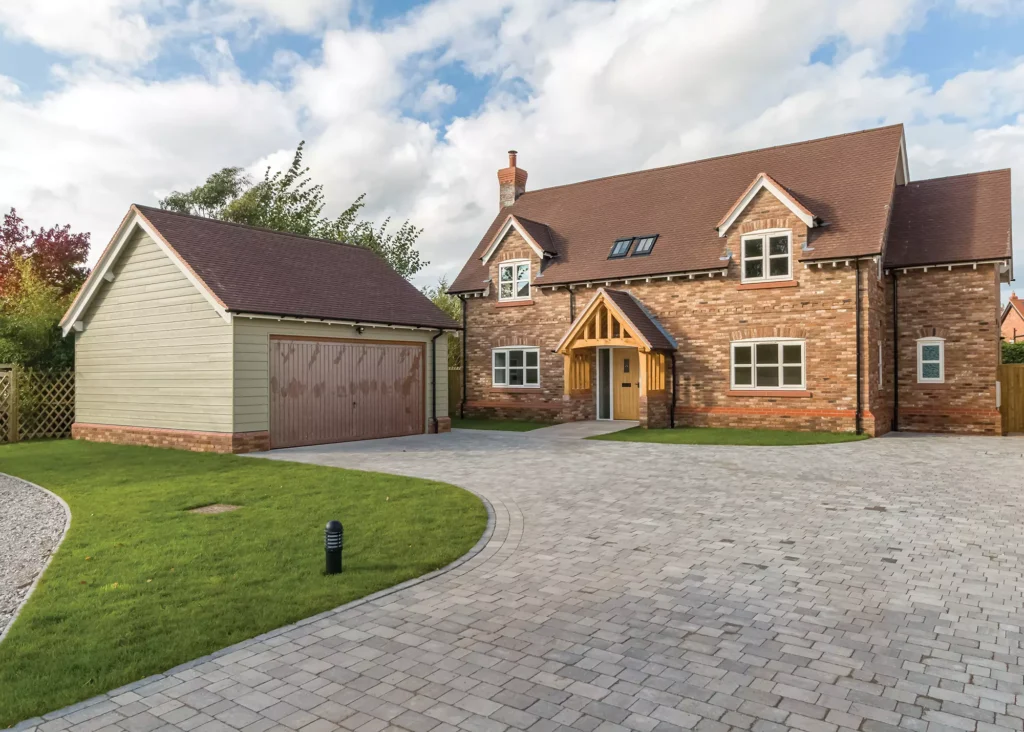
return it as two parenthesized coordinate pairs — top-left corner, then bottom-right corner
(632, 235), (658, 256)
(741, 231), (792, 283)
(609, 238), (632, 258)
(498, 260), (531, 301)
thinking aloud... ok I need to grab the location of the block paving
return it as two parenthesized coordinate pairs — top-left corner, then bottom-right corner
(16, 431), (1024, 732)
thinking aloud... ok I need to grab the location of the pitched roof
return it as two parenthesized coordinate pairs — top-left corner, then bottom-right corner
(480, 214), (557, 262)
(451, 125), (906, 292)
(556, 287), (676, 353)
(1003, 293), (1024, 322)
(63, 205), (458, 333)
(716, 171), (816, 234)
(884, 170), (1013, 268)
(602, 289), (677, 351)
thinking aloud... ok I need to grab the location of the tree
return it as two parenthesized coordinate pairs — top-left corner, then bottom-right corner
(1004, 341), (1024, 364)
(422, 276), (462, 367)
(0, 256), (76, 368)
(160, 143), (427, 279)
(0, 208), (90, 297)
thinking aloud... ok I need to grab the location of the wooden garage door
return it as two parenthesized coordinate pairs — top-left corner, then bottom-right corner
(270, 337), (425, 449)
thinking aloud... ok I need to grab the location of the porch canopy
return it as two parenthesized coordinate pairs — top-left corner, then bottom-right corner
(555, 288), (677, 395)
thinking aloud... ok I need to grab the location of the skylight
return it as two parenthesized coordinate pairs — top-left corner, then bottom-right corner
(632, 235), (658, 256)
(608, 238), (633, 258)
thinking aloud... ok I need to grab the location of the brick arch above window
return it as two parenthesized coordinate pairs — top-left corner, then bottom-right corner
(495, 336), (537, 348)
(911, 326), (951, 340)
(729, 326), (809, 342)
(739, 217), (795, 234)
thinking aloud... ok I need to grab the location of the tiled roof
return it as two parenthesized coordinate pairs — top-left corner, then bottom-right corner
(884, 170), (1013, 268)
(602, 289), (677, 351)
(134, 206), (458, 330)
(451, 125), (906, 292)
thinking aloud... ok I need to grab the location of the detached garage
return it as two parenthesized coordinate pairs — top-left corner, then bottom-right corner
(60, 205), (459, 453)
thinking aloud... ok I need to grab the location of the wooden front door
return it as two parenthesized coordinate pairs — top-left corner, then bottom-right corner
(613, 348), (639, 420)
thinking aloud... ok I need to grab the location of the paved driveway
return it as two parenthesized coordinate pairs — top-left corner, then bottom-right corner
(27, 432), (1024, 732)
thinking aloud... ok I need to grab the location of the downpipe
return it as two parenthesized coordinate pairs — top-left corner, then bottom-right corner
(431, 329), (443, 433)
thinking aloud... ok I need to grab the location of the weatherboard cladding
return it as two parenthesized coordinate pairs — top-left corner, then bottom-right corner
(134, 205), (458, 330)
(450, 125), (906, 293)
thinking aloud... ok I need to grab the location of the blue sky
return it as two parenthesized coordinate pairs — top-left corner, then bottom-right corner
(0, 0), (1020, 298)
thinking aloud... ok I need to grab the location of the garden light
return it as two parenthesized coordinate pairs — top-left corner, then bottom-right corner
(325, 520), (343, 575)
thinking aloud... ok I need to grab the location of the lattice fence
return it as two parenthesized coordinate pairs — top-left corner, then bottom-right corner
(0, 366), (75, 443)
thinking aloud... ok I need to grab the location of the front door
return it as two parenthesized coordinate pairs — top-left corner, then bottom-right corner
(613, 348), (639, 420)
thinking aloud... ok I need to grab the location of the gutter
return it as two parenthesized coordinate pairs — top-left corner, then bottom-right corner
(431, 330), (444, 433)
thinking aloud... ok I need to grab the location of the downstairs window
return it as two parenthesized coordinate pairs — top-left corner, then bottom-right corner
(493, 347), (540, 387)
(731, 339), (805, 389)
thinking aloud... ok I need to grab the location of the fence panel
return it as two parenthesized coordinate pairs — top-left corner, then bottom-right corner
(0, 366), (75, 443)
(448, 367), (462, 418)
(1000, 363), (1024, 434)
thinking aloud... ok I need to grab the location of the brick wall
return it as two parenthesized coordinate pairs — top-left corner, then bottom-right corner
(894, 265), (1002, 434)
(72, 423), (271, 453)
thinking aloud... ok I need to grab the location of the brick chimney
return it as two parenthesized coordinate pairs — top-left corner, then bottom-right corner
(498, 150), (527, 208)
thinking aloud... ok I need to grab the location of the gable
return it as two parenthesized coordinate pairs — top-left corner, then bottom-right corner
(716, 172), (816, 236)
(480, 215), (555, 264)
(62, 210), (229, 336)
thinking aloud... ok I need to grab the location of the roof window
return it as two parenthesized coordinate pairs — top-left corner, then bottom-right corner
(608, 238), (633, 258)
(632, 235), (658, 256)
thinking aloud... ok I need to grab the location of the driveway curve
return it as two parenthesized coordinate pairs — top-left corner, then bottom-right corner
(21, 432), (1024, 732)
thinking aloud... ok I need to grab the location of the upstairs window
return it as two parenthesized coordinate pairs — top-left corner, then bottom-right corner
(499, 261), (531, 301)
(742, 231), (791, 282)
(731, 339), (805, 390)
(632, 235), (658, 256)
(609, 238), (633, 258)
(917, 338), (944, 383)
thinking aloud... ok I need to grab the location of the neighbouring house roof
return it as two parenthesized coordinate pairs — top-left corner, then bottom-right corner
(61, 205), (459, 335)
(884, 170), (1013, 269)
(1003, 294), (1024, 322)
(451, 124), (908, 293)
(556, 288), (677, 353)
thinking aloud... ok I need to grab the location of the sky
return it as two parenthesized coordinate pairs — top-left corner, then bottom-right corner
(0, 0), (1021, 300)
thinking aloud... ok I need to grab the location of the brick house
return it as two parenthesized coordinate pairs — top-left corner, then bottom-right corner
(1002, 294), (1024, 343)
(448, 125), (1014, 435)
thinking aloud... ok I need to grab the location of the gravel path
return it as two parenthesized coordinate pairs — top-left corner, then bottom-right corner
(0, 474), (68, 641)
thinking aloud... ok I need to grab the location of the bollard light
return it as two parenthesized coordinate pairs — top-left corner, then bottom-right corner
(325, 520), (343, 575)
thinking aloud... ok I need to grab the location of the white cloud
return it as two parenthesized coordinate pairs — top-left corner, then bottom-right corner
(0, 0), (1021, 301)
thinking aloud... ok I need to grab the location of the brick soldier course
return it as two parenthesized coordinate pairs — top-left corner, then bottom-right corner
(451, 125), (1013, 436)
(18, 431), (1024, 732)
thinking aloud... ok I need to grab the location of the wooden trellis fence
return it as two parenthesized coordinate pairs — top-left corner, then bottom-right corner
(0, 365), (75, 443)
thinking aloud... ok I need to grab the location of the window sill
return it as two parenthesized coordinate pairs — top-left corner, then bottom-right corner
(736, 280), (798, 291)
(727, 389), (812, 398)
(495, 300), (534, 308)
(490, 386), (541, 393)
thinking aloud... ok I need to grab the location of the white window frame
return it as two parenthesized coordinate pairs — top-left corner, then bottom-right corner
(498, 260), (531, 302)
(917, 338), (945, 383)
(740, 229), (793, 284)
(492, 347), (540, 388)
(730, 337), (806, 390)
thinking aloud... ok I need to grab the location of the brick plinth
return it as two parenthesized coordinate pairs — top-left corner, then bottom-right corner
(429, 416), (452, 434)
(640, 392), (671, 429)
(72, 423), (270, 453)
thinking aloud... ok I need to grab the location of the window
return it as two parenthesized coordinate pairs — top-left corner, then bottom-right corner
(499, 261), (531, 301)
(632, 235), (658, 256)
(609, 238), (633, 258)
(493, 348), (540, 387)
(917, 338), (944, 383)
(731, 339), (805, 389)
(741, 231), (791, 282)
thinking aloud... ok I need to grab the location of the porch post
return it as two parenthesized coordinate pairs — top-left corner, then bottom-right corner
(563, 353), (572, 395)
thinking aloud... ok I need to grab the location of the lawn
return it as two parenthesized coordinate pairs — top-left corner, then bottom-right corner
(451, 417), (551, 432)
(0, 441), (487, 727)
(590, 426), (870, 445)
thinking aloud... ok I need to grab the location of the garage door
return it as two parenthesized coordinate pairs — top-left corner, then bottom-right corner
(269, 337), (425, 449)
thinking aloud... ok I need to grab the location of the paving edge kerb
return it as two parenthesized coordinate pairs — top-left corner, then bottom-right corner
(0, 472), (72, 647)
(8, 484), (498, 731)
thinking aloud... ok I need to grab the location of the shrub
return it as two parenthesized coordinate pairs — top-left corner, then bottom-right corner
(1003, 341), (1024, 364)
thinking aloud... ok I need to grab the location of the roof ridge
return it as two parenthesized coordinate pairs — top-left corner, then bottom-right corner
(904, 169), (1012, 186)
(518, 124), (905, 198)
(133, 204), (373, 254)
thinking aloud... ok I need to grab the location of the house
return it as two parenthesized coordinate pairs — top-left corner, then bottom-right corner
(449, 125), (1013, 435)
(1002, 294), (1024, 343)
(60, 206), (458, 453)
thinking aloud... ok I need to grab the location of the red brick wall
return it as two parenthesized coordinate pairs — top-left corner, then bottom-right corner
(894, 265), (1002, 434)
(73, 423), (271, 453)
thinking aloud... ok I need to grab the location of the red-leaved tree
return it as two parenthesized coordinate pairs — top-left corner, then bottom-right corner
(0, 208), (90, 297)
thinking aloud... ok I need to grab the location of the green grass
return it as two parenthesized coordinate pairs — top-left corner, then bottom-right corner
(0, 441), (487, 727)
(590, 426), (870, 446)
(451, 418), (551, 432)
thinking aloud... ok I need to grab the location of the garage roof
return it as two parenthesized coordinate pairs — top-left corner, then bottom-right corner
(63, 205), (459, 334)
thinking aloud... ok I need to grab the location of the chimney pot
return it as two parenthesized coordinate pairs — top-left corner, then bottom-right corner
(508, 150), (518, 167)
